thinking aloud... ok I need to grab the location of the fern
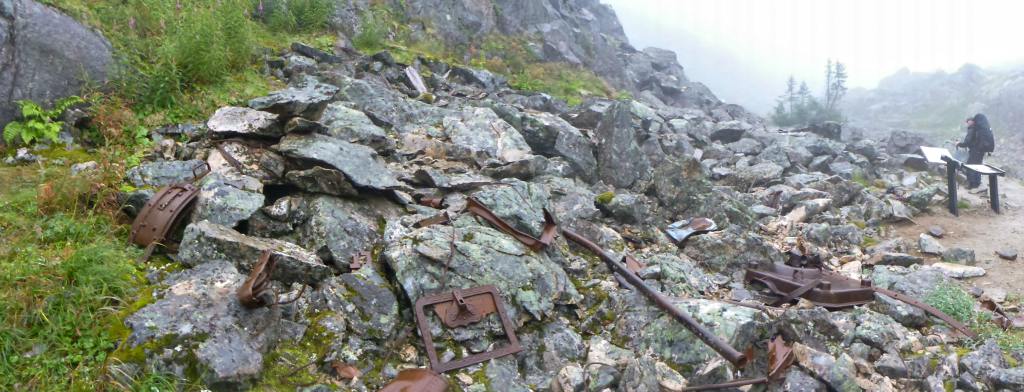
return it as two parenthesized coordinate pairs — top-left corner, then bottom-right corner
(2, 96), (84, 145)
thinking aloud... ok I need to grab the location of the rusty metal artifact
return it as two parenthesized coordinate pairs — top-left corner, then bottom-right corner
(465, 197), (556, 251)
(663, 217), (718, 244)
(350, 250), (372, 271)
(379, 368), (448, 392)
(744, 264), (875, 308)
(562, 228), (748, 368)
(683, 336), (794, 391)
(130, 162), (210, 262)
(413, 285), (522, 373)
(237, 249), (279, 309)
(746, 264), (977, 338)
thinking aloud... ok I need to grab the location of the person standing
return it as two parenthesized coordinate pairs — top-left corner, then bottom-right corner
(957, 113), (995, 189)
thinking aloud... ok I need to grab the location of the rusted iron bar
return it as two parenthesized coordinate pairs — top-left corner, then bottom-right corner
(561, 228), (748, 367)
(874, 287), (977, 338)
(465, 197), (556, 251)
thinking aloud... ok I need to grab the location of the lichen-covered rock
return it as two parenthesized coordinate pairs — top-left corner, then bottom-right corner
(290, 195), (397, 269)
(126, 159), (206, 188)
(274, 132), (401, 191)
(124, 260), (305, 388)
(284, 166), (358, 197)
(941, 247), (976, 264)
(919, 233), (946, 255)
(206, 106), (282, 138)
(383, 213), (580, 324)
(960, 340), (1007, 384)
(594, 102), (652, 189)
(312, 265), (398, 340)
(178, 220), (332, 285)
(317, 102), (391, 151)
(470, 179), (552, 238)
(442, 107), (533, 165)
(248, 75), (339, 118)
(206, 141), (287, 185)
(792, 343), (863, 392)
(614, 298), (771, 384)
(191, 172), (265, 228)
(683, 226), (783, 274)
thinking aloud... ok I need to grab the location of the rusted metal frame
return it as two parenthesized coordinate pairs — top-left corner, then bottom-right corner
(770, 278), (822, 307)
(561, 228), (748, 368)
(465, 197), (556, 252)
(681, 336), (794, 391)
(874, 287), (977, 338)
(130, 161), (211, 262)
(413, 285), (522, 373)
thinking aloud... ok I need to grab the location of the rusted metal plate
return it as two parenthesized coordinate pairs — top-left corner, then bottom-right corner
(350, 250), (372, 271)
(130, 162), (210, 261)
(414, 212), (451, 228)
(744, 264), (875, 308)
(413, 285), (522, 373)
(432, 287), (499, 329)
(465, 197), (556, 251)
(237, 249), (277, 309)
(379, 368), (448, 392)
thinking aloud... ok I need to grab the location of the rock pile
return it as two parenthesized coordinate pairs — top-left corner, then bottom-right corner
(105, 33), (1020, 392)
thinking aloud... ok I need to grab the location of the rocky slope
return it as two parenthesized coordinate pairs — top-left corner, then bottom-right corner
(19, 3), (1019, 392)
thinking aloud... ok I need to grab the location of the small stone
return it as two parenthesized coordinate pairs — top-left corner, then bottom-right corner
(929, 262), (986, 279)
(874, 252), (923, 267)
(70, 161), (98, 176)
(918, 234), (946, 256)
(996, 248), (1018, 261)
(942, 247), (976, 264)
(928, 226), (944, 238)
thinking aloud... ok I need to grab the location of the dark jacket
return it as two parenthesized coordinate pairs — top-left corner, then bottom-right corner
(959, 113), (994, 153)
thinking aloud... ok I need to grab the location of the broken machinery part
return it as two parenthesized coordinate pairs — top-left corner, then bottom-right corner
(130, 161), (211, 262)
(561, 228), (749, 368)
(413, 285), (522, 373)
(746, 264), (977, 338)
(465, 196), (556, 252)
(237, 249), (308, 309)
(379, 368), (449, 392)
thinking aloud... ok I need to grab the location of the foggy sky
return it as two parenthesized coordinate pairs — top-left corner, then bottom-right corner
(602, 0), (1024, 112)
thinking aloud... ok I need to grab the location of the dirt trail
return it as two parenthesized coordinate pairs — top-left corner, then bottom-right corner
(894, 176), (1024, 296)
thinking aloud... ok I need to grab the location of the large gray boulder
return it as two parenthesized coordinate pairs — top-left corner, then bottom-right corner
(0, 0), (113, 128)
(594, 102), (651, 189)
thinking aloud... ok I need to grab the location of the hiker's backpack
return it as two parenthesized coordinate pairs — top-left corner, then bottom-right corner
(977, 126), (995, 153)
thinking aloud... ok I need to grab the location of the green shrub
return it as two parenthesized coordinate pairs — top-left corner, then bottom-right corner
(3, 96), (84, 146)
(925, 282), (975, 323)
(258, 0), (335, 33)
(110, 0), (258, 111)
(353, 7), (389, 53)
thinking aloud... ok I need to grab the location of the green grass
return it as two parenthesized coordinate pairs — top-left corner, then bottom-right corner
(0, 160), (160, 390)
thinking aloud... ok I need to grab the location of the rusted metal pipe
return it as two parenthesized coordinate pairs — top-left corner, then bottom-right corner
(561, 228), (748, 367)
